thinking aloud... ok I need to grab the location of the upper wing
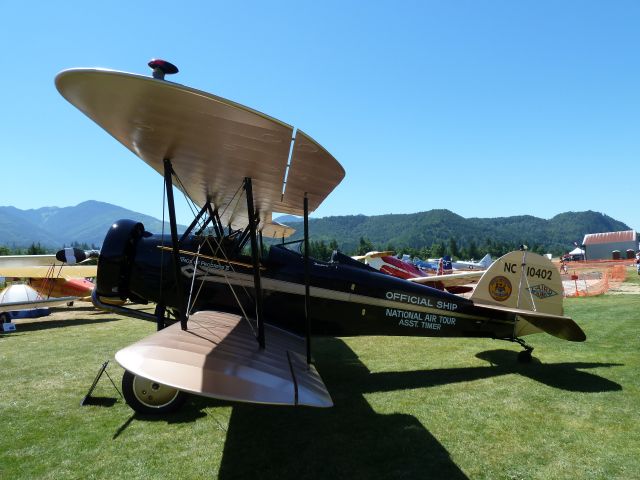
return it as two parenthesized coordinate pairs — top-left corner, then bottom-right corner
(56, 68), (345, 238)
(0, 255), (58, 268)
(115, 310), (332, 407)
(0, 265), (97, 279)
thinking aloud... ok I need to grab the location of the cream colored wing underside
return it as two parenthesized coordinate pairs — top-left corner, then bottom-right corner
(115, 310), (332, 407)
(55, 69), (345, 238)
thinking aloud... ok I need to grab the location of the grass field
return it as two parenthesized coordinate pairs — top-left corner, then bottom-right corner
(1, 273), (639, 480)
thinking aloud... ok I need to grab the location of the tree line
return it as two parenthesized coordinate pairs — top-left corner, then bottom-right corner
(306, 235), (551, 262)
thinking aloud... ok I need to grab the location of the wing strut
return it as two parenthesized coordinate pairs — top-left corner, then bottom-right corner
(303, 193), (312, 365)
(163, 158), (188, 331)
(244, 177), (265, 349)
(179, 201), (210, 243)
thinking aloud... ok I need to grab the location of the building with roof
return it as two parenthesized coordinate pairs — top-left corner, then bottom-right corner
(582, 230), (638, 260)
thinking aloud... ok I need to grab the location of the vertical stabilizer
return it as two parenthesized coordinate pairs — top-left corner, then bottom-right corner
(471, 250), (564, 315)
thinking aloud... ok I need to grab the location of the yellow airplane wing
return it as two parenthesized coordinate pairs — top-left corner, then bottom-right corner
(0, 265), (97, 279)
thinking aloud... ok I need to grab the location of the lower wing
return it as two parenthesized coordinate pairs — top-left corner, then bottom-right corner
(115, 310), (333, 407)
(0, 296), (78, 313)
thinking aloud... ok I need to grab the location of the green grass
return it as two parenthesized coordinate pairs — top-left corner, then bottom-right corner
(1, 291), (639, 480)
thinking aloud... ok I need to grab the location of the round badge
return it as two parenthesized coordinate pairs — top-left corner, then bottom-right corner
(488, 276), (512, 302)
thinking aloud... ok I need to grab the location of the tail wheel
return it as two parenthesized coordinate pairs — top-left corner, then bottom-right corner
(122, 370), (187, 414)
(517, 349), (533, 363)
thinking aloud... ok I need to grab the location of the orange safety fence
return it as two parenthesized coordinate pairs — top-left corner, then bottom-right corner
(561, 264), (627, 297)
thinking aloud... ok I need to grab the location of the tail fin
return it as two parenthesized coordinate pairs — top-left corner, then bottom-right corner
(479, 253), (492, 268)
(471, 250), (585, 341)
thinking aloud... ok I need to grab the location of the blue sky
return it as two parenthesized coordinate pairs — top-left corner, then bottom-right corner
(2, 1), (638, 232)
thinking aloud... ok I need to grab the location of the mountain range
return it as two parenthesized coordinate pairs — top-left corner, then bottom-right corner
(0, 201), (631, 256)
(0, 201), (175, 248)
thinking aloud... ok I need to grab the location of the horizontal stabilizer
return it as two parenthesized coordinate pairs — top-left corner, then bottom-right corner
(476, 303), (586, 342)
(519, 313), (586, 342)
(115, 310), (333, 407)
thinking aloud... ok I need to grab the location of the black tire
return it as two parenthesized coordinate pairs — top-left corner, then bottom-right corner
(121, 370), (188, 414)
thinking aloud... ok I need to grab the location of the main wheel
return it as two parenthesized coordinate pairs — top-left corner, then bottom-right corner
(121, 370), (188, 414)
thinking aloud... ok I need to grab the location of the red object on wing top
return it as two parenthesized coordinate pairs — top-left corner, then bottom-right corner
(148, 59), (179, 74)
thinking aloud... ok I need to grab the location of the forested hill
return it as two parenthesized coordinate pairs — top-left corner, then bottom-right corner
(0, 201), (631, 258)
(279, 209), (631, 257)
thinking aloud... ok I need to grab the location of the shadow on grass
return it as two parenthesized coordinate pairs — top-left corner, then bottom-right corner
(81, 396), (119, 407)
(112, 407), (210, 440)
(217, 338), (469, 480)
(6, 317), (120, 332)
(477, 349), (623, 392)
(114, 341), (621, 478)
(50, 305), (105, 313)
(362, 349), (621, 394)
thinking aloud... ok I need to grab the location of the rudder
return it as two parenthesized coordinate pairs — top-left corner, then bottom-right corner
(471, 250), (564, 316)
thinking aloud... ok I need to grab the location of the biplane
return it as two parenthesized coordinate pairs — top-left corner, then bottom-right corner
(55, 60), (586, 414)
(0, 248), (97, 320)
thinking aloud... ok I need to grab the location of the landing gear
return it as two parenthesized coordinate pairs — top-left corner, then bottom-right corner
(512, 337), (534, 363)
(517, 349), (533, 363)
(121, 370), (187, 414)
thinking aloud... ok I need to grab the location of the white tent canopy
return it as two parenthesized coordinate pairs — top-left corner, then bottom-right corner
(0, 284), (43, 305)
(569, 247), (585, 256)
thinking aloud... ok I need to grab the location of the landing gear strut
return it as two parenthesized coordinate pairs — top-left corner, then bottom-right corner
(512, 337), (534, 363)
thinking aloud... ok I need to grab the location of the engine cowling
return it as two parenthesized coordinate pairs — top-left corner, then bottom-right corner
(95, 219), (145, 302)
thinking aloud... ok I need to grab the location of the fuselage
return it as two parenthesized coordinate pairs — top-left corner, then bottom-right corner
(95, 220), (516, 340)
(29, 277), (94, 299)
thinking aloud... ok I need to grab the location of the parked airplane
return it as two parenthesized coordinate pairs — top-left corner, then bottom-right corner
(354, 251), (481, 294)
(450, 254), (493, 270)
(56, 59), (585, 414)
(414, 256), (453, 274)
(0, 248), (98, 310)
(416, 254), (492, 273)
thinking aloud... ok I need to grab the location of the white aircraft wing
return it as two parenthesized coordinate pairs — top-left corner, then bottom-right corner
(115, 310), (333, 407)
(0, 297), (78, 313)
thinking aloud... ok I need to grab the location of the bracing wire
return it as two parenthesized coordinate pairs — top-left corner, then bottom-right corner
(168, 169), (262, 338)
